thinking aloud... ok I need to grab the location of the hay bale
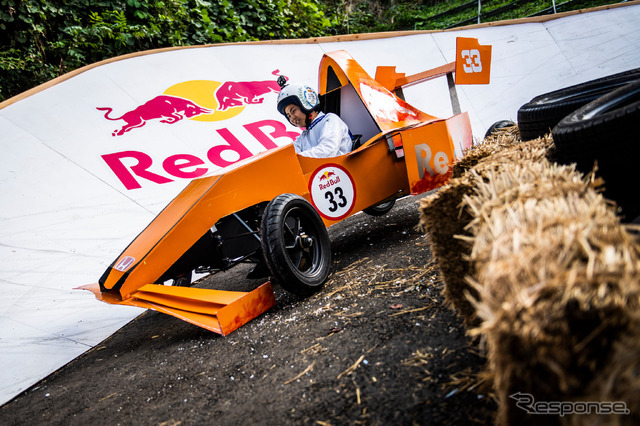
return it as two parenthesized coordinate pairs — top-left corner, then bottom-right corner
(420, 127), (640, 425)
(419, 180), (477, 324)
(420, 126), (539, 324)
(452, 124), (522, 178)
(464, 161), (640, 424)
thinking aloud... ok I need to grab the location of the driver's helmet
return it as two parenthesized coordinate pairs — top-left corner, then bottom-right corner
(276, 78), (319, 116)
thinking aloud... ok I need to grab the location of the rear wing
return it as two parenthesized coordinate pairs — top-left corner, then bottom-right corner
(375, 37), (492, 115)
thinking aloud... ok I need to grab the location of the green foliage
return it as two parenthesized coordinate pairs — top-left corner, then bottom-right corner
(0, 0), (624, 101)
(0, 0), (331, 101)
(320, 0), (624, 34)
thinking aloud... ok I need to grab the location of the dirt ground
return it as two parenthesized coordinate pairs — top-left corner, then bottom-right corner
(0, 193), (497, 425)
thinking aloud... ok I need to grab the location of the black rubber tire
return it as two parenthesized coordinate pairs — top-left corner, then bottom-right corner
(484, 120), (516, 139)
(172, 271), (193, 287)
(261, 194), (332, 296)
(363, 199), (395, 216)
(518, 68), (640, 141)
(552, 80), (640, 221)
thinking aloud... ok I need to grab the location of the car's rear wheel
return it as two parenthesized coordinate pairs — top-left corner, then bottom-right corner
(517, 68), (640, 140)
(484, 119), (515, 139)
(172, 271), (193, 287)
(363, 199), (395, 216)
(261, 194), (331, 296)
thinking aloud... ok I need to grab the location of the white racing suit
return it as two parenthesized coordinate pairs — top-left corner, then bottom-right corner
(293, 112), (353, 158)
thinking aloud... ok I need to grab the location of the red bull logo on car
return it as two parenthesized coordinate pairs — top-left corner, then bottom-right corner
(309, 165), (356, 221)
(318, 171), (336, 181)
(97, 70), (285, 136)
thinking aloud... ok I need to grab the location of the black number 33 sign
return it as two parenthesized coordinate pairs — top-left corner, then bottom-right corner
(310, 164), (356, 220)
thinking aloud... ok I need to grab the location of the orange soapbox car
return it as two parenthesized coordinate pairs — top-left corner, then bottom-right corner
(80, 41), (490, 335)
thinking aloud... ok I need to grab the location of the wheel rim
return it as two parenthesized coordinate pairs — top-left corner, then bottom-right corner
(282, 207), (322, 276)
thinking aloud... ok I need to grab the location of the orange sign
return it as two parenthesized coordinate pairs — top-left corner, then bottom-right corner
(455, 37), (492, 85)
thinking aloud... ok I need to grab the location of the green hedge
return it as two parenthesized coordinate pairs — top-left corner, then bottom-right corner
(0, 0), (623, 101)
(0, 0), (330, 101)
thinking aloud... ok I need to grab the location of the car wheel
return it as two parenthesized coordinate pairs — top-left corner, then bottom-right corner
(172, 271), (193, 287)
(484, 120), (515, 139)
(261, 194), (332, 296)
(517, 68), (640, 140)
(552, 80), (640, 220)
(363, 199), (395, 216)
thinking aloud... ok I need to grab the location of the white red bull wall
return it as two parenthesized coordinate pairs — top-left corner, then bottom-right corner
(1, 2), (639, 405)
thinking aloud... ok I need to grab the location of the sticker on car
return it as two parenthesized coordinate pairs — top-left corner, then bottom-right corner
(309, 164), (356, 221)
(114, 256), (135, 272)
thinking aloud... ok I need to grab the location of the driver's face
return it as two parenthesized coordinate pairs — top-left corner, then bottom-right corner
(284, 104), (306, 128)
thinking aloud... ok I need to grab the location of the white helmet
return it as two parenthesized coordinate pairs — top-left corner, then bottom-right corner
(276, 77), (320, 116)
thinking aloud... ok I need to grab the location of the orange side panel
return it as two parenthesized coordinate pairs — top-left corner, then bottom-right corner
(295, 136), (410, 227)
(402, 113), (473, 195)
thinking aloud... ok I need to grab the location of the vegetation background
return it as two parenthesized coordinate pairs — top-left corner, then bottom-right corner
(0, 0), (624, 101)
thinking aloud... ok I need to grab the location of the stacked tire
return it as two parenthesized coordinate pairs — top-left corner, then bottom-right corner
(517, 68), (640, 141)
(517, 68), (640, 221)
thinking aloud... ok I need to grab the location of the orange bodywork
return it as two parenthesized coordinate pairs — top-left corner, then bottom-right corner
(80, 48), (477, 335)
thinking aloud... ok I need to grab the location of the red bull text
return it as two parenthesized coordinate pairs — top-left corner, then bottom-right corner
(102, 120), (299, 190)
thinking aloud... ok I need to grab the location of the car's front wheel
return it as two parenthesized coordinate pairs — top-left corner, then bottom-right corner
(261, 194), (332, 296)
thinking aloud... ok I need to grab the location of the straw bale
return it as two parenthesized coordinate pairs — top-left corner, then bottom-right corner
(419, 180), (477, 324)
(419, 126), (534, 323)
(462, 143), (640, 425)
(570, 329), (640, 426)
(420, 127), (640, 425)
(452, 125), (525, 178)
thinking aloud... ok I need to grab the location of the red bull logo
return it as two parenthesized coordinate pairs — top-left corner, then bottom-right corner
(215, 70), (283, 111)
(97, 70), (300, 191)
(97, 95), (213, 136)
(102, 119), (300, 190)
(309, 165), (356, 221)
(97, 70), (286, 136)
(318, 171), (336, 181)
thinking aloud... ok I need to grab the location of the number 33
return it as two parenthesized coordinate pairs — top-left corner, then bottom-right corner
(461, 49), (482, 73)
(325, 187), (347, 212)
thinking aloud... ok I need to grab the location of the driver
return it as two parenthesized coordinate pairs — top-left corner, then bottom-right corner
(276, 77), (353, 158)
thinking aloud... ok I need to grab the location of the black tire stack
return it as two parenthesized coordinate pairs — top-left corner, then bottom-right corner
(517, 69), (640, 141)
(517, 68), (640, 221)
